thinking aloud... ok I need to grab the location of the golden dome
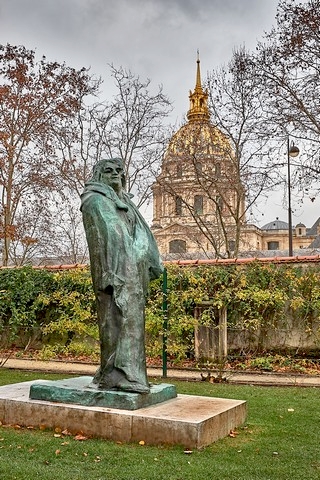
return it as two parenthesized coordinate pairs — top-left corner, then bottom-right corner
(166, 121), (230, 157)
(165, 54), (231, 160)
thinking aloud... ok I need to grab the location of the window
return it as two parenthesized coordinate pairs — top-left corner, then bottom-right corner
(175, 196), (182, 216)
(169, 239), (186, 253)
(194, 195), (203, 215)
(228, 240), (236, 252)
(268, 241), (279, 250)
(195, 162), (202, 177)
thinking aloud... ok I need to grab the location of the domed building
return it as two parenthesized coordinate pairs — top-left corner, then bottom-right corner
(151, 57), (320, 258)
(151, 56), (251, 258)
(260, 217), (319, 252)
(262, 219), (289, 230)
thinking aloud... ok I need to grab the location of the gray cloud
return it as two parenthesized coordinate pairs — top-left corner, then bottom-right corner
(7, 0), (314, 225)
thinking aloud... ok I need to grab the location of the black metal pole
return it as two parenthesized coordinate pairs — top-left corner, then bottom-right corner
(162, 267), (168, 378)
(287, 138), (293, 257)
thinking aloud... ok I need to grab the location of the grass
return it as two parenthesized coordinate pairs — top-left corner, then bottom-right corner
(0, 369), (319, 479)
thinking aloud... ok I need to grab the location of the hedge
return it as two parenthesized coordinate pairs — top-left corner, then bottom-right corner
(0, 263), (319, 360)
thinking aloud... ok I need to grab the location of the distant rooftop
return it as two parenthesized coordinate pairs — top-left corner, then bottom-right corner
(307, 217), (320, 236)
(262, 218), (289, 231)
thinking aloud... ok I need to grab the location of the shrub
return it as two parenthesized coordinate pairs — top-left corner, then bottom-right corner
(0, 267), (97, 350)
(1, 262), (320, 361)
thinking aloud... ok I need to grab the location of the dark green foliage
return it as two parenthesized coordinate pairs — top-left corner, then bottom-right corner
(1, 263), (320, 360)
(145, 263), (320, 358)
(0, 267), (54, 346)
(0, 267), (97, 351)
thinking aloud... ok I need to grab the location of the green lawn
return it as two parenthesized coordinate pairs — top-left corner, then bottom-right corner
(0, 369), (319, 480)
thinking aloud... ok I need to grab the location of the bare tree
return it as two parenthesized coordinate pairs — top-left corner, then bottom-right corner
(48, 65), (173, 263)
(54, 95), (119, 198)
(49, 194), (88, 265)
(99, 64), (172, 208)
(0, 44), (98, 265)
(7, 199), (56, 265)
(55, 64), (172, 206)
(155, 50), (276, 258)
(205, 47), (278, 255)
(253, 0), (320, 196)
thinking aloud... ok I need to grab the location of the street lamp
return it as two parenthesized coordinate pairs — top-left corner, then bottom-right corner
(287, 138), (300, 257)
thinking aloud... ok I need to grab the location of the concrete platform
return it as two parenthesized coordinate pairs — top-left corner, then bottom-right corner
(0, 380), (246, 448)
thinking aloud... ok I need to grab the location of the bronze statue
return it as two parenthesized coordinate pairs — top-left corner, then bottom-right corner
(80, 158), (163, 393)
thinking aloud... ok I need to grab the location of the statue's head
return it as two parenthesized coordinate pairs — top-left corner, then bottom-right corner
(92, 157), (126, 191)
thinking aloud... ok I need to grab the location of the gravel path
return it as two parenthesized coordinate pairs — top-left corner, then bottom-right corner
(2, 357), (320, 387)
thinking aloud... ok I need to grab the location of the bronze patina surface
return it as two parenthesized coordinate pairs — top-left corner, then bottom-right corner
(29, 377), (177, 410)
(80, 158), (163, 394)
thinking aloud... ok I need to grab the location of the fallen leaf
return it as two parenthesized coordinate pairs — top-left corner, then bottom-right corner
(39, 424), (46, 431)
(55, 427), (62, 433)
(54, 434), (61, 438)
(184, 449), (193, 454)
(288, 408), (294, 412)
(74, 434), (88, 441)
(13, 424), (21, 429)
(83, 452), (88, 457)
(273, 451), (279, 455)
(61, 441), (70, 446)
(62, 429), (72, 436)
(139, 440), (145, 446)
(55, 449), (61, 455)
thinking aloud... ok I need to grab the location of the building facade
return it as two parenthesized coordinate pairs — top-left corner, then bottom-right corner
(151, 57), (320, 258)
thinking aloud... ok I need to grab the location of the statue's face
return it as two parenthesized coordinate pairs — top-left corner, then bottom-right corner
(100, 161), (123, 192)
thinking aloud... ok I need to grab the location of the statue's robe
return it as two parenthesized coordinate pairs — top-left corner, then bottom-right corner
(80, 182), (163, 393)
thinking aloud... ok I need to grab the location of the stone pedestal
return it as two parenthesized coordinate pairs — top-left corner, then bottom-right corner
(0, 380), (246, 449)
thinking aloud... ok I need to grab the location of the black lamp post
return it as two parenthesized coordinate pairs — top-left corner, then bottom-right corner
(287, 139), (300, 257)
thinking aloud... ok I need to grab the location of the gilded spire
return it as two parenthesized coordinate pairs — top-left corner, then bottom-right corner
(195, 49), (202, 92)
(187, 51), (210, 123)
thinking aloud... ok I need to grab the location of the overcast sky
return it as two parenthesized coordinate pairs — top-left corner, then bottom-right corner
(0, 0), (318, 228)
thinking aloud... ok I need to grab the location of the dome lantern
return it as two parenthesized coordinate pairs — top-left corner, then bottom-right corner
(187, 51), (210, 123)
